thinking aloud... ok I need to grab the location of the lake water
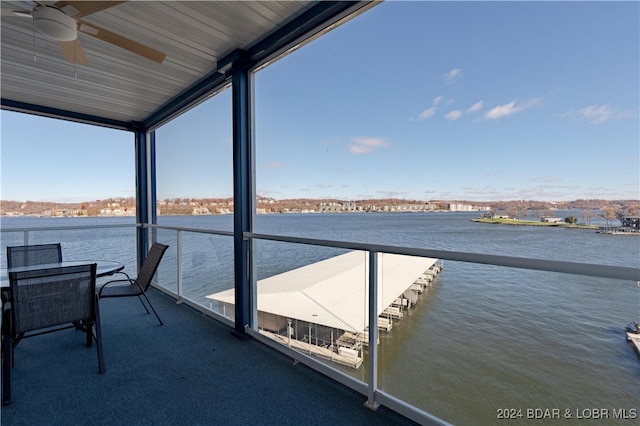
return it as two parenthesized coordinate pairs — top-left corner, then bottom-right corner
(1, 212), (638, 425)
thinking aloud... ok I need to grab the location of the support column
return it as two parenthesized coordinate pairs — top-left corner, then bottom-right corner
(134, 129), (156, 267)
(365, 251), (380, 411)
(231, 53), (255, 337)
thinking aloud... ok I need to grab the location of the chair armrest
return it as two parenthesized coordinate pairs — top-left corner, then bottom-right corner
(107, 271), (132, 281)
(98, 278), (135, 297)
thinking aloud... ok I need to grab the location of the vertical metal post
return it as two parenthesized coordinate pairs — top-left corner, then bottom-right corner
(149, 131), (158, 242)
(176, 229), (183, 302)
(134, 129), (148, 268)
(365, 251), (380, 411)
(231, 52), (255, 337)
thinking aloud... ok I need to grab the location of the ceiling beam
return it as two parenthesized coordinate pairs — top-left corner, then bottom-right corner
(1, 98), (134, 131)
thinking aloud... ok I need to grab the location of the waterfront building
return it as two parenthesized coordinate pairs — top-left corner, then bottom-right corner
(599, 216), (640, 234)
(621, 216), (640, 229)
(448, 203), (491, 212)
(541, 217), (564, 223)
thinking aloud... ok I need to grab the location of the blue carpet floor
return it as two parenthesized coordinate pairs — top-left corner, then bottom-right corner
(1, 289), (415, 425)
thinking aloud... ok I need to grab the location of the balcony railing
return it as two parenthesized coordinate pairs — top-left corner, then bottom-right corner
(2, 222), (638, 425)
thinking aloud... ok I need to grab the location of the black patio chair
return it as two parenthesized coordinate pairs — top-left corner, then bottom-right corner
(98, 243), (169, 325)
(3, 243), (64, 306)
(2, 263), (104, 406)
(6, 243), (62, 268)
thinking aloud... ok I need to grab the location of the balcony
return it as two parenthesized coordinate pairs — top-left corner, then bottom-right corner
(2, 2), (638, 425)
(1, 283), (413, 426)
(2, 222), (638, 425)
(3, 223), (451, 424)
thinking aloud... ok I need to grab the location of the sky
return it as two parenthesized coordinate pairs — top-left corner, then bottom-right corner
(1, 1), (638, 203)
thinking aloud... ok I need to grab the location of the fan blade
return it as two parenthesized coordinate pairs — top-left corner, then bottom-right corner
(1, 9), (33, 17)
(59, 39), (88, 64)
(54, 1), (126, 19)
(78, 20), (166, 63)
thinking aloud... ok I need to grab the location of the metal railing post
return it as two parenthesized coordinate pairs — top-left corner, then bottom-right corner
(365, 250), (380, 411)
(176, 229), (183, 302)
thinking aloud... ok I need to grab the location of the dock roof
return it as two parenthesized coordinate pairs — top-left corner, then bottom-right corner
(207, 251), (438, 332)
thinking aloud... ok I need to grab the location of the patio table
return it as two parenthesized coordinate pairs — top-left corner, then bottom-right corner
(0, 260), (124, 289)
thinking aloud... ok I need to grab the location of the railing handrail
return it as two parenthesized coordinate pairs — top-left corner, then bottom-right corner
(245, 231), (640, 282)
(1, 222), (231, 237)
(1, 224), (135, 232)
(141, 223), (233, 237)
(5, 223), (635, 281)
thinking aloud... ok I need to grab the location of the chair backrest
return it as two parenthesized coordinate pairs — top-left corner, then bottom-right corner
(9, 263), (97, 335)
(136, 243), (169, 291)
(7, 243), (62, 268)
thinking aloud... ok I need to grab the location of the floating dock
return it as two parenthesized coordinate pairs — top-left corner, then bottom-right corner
(207, 250), (443, 368)
(627, 332), (640, 355)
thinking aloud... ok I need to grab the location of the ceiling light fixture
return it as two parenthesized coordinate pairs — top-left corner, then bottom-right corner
(33, 6), (77, 42)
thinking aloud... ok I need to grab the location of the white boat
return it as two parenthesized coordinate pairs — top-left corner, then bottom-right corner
(625, 322), (640, 356)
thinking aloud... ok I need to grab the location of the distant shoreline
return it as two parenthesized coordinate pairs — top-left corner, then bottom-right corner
(2, 197), (638, 219)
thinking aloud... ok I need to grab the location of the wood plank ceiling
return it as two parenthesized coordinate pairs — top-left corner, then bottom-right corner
(1, 1), (372, 129)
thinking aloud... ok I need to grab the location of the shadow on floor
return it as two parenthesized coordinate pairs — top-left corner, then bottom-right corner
(1, 289), (416, 425)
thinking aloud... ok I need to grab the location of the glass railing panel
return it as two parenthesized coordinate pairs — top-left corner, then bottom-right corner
(254, 239), (348, 280)
(152, 227), (235, 312)
(183, 231), (234, 310)
(0, 221), (137, 271)
(250, 240), (371, 375)
(375, 260), (639, 425)
(156, 211), (234, 232)
(152, 228), (178, 295)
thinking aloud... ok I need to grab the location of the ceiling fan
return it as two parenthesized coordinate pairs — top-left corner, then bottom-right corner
(1, 1), (166, 64)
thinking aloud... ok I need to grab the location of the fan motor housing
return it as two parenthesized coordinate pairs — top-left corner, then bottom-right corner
(34, 6), (77, 42)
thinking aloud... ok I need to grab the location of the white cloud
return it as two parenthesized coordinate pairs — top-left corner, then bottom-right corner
(445, 110), (462, 120)
(443, 68), (461, 83)
(265, 162), (284, 169)
(562, 104), (636, 124)
(467, 101), (483, 113)
(412, 96), (443, 121)
(580, 105), (614, 123)
(484, 98), (541, 120)
(348, 137), (389, 154)
(578, 104), (636, 124)
(417, 107), (437, 121)
(485, 102), (518, 119)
